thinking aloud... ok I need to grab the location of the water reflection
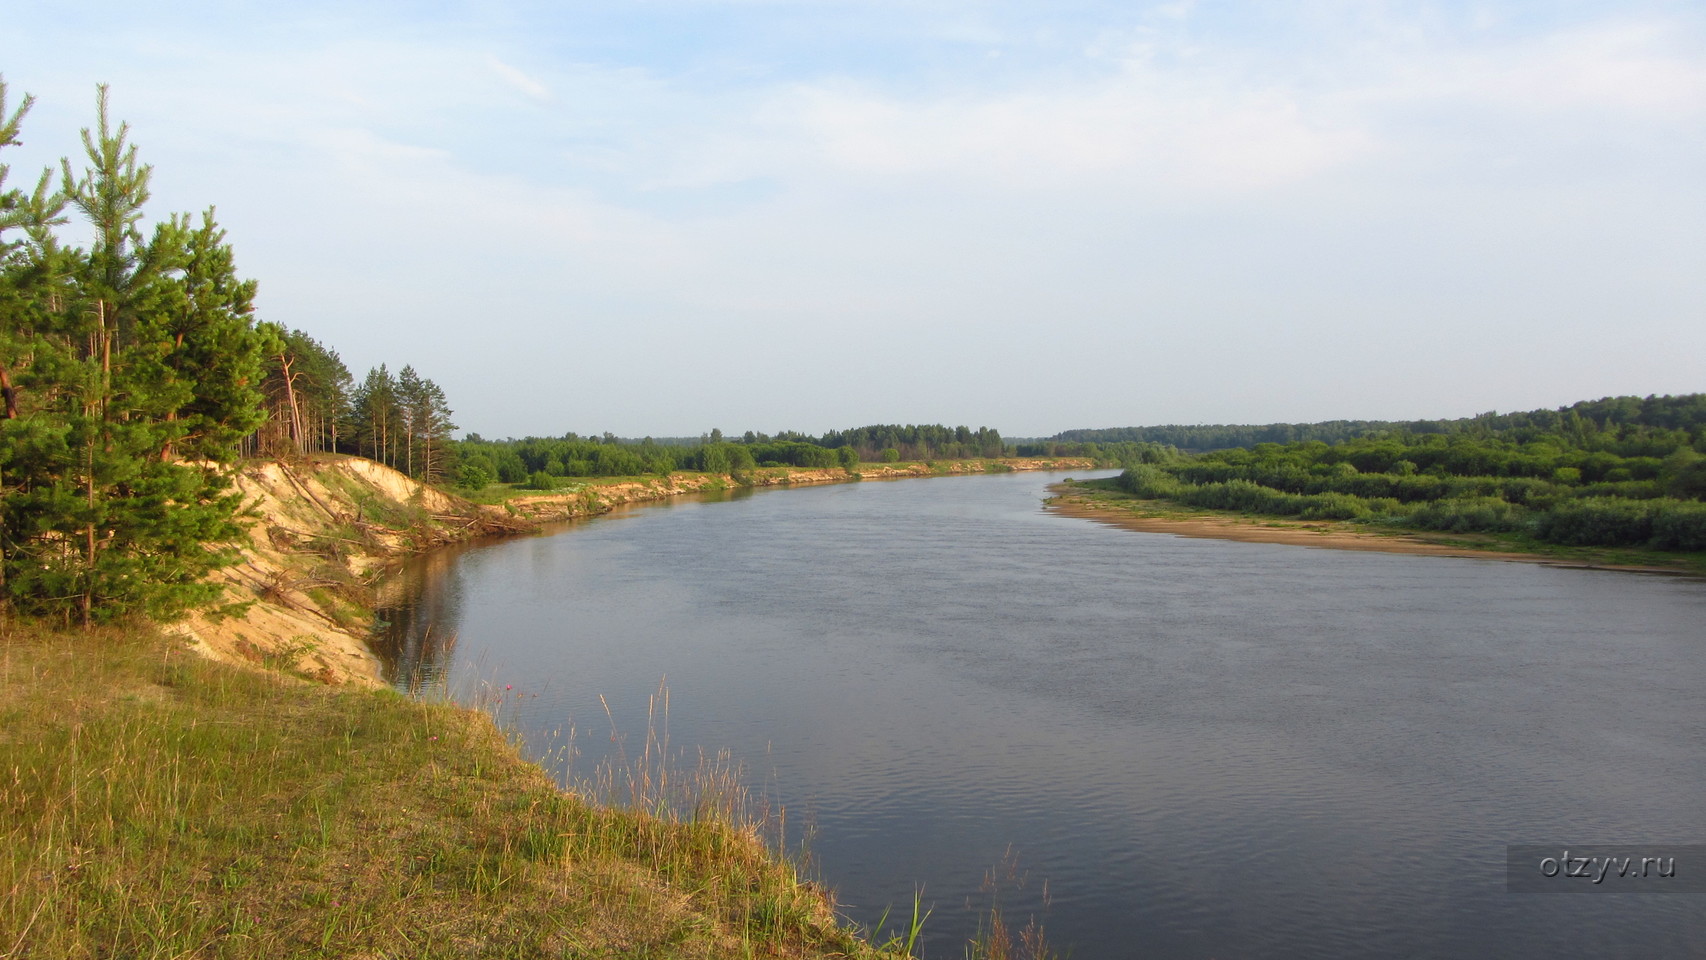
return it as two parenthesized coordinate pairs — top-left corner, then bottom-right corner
(371, 541), (468, 692)
(373, 486), (758, 690)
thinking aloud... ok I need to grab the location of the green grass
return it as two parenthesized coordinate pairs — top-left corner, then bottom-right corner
(0, 621), (924, 958)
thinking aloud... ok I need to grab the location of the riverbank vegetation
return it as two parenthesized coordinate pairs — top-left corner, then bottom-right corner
(449, 425), (1009, 489)
(1080, 394), (1706, 563)
(448, 427), (1155, 492)
(0, 620), (931, 958)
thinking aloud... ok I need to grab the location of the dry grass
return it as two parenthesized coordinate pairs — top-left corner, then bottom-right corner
(0, 620), (919, 959)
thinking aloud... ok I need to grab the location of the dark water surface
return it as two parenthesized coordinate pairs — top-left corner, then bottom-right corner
(375, 472), (1706, 958)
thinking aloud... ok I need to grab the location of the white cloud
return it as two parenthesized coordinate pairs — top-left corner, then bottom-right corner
(1360, 19), (1706, 118)
(489, 57), (552, 102)
(774, 78), (1372, 195)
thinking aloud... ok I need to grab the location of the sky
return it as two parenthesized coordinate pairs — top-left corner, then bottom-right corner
(2, 1), (1702, 438)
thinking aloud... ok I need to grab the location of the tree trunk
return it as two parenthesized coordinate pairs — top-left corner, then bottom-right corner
(0, 366), (18, 420)
(83, 435), (96, 630)
(279, 352), (305, 456)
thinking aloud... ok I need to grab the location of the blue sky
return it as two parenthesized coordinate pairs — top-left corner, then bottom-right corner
(3, 1), (1702, 437)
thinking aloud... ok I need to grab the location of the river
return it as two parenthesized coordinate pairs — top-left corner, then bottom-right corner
(374, 470), (1706, 958)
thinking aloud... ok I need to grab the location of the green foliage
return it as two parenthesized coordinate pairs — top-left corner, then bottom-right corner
(1108, 394), (1706, 553)
(452, 423), (1022, 485)
(253, 327), (351, 457)
(819, 423), (1006, 460)
(1527, 498), (1706, 550)
(1651, 502), (1706, 551)
(1408, 497), (1525, 533)
(1055, 393), (1706, 453)
(1661, 447), (1706, 500)
(0, 81), (271, 624)
(454, 460), (494, 490)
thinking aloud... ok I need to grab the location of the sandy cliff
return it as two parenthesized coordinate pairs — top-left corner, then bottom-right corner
(167, 457), (509, 687)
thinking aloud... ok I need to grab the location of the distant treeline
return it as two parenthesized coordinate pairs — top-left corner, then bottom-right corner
(1103, 393), (1706, 552)
(451, 424), (1012, 488)
(1053, 394), (1706, 452)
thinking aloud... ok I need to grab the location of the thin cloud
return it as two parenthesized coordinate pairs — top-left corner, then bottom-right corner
(489, 57), (552, 102)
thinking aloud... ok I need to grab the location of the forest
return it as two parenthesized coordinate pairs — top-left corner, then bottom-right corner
(1053, 395), (1706, 454)
(450, 424), (1021, 489)
(1053, 420), (1417, 451)
(0, 82), (451, 623)
(1101, 394), (1706, 552)
(449, 427), (1182, 490)
(244, 328), (458, 484)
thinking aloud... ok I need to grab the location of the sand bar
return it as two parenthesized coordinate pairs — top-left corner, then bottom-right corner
(1045, 486), (1698, 577)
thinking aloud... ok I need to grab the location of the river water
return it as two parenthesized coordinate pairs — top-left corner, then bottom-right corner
(374, 471), (1706, 958)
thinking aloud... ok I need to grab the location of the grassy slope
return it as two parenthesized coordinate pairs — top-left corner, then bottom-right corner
(0, 622), (918, 959)
(1060, 479), (1706, 575)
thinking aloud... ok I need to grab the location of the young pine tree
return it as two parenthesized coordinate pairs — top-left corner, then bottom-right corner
(2, 83), (268, 625)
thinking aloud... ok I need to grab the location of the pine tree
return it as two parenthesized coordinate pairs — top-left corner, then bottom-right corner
(390, 366), (457, 482)
(0, 77), (66, 605)
(0, 83), (269, 625)
(262, 328), (352, 456)
(397, 365), (423, 477)
(414, 375), (456, 484)
(153, 210), (271, 462)
(352, 365), (401, 467)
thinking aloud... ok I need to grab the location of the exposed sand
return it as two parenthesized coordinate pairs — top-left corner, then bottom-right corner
(1045, 486), (1696, 576)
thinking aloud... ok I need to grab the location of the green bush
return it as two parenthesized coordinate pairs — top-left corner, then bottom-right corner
(1533, 498), (1653, 546)
(1186, 480), (1307, 515)
(1115, 465), (1183, 498)
(1408, 497), (1526, 533)
(1533, 497), (1706, 550)
(1649, 500), (1706, 550)
(1299, 492), (1373, 521)
(454, 462), (494, 490)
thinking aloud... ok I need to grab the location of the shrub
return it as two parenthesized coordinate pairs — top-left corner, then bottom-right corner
(1186, 479), (1307, 515)
(1408, 497), (1526, 533)
(455, 462), (494, 490)
(1115, 465), (1183, 498)
(1533, 498), (1653, 546)
(1649, 500), (1706, 550)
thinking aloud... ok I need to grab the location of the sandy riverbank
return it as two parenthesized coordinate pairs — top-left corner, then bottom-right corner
(1045, 485), (1698, 576)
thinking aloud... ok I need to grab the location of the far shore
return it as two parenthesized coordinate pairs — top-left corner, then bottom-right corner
(1044, 484), (1701, 577)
